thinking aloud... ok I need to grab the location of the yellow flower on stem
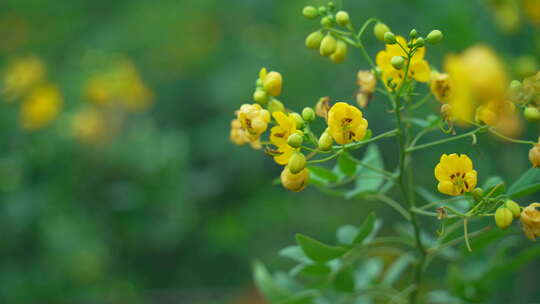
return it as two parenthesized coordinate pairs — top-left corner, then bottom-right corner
(259, 67), (282, 97)
(280, 166), (309, 192)
(429, 71), (453, 103)
(376, 36), (431, 88)
(327, 102), (368, 145)
(520, 202), (540, 240)
(434, 153), (478, 196)
(230, 118), (262, 149)
(270, 111), (299, 165)
(237, 104), (270, 138)
(21, 84), (62, 131)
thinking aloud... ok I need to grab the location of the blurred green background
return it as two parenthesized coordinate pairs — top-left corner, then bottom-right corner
(0, 0), (539, 303)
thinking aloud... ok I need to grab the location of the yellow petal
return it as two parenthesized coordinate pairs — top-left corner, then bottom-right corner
(410, 60), (431, 83)
(438, 181), (457, 196)
(259, 67), (267, 81)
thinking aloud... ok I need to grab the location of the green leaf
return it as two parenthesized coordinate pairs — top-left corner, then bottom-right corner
(333, 267), (355, 292)
(334, 152), (357, 179)
(279, 246), (310, 264)
(353, 212), (376, 245)
(508, 168), (540, 198)
(278, 290), (319, 304)
(290, 263), (332, 277)
(253, 261), (291, 302)
(482, 176), (505, 196)
(296, 234), (347, 262)
(382, 253), (414, 286)
(308, 166), (338, 186)
(345, 145), (384, 199)
(336, 225), (358, 245)
(482, 244), (540, 281)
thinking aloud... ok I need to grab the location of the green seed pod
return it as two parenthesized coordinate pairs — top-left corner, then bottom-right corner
(330, 40), (348, 64)
(267, 99), (285, 114)
(373, 22), (390, 41)
(524, 107), (540, 122)
(320, 34), (337, 56)
(320, 16), (332, 27)
(288, 152), (306, 174)
(290, 112), (304, 129)
(495, 207), (514, 229)
(253, 89), (267, 104)
(302, 107), (315, 122)
(287, 133), (303, 148)
(426, 30), (443, 44)
(471, 188), (484, 203)
(318, 129), (333, 151)
(505, 200), (521, 218)
(409, 29), (418, 39)
(415, 37), (425, 47)
(336, 11), (350, 26)
(390, 56), (405, 70)
(384, 32), (397, 45)
(305, 31), (324, 49)
(302, 6), (318, 19)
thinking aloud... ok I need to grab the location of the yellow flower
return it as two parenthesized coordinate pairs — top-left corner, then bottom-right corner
(237, 104), (270, 138)
(530, 139), (540, 168)
(280, 166), (309, 192)
(430, 71), (453, 103)
(259, 67), (283, 97)
(230, 118), (261, 149)
(376, 36), (431, 88)
(2, 56), (45, 101)
(270, 111), (298, 165)
(434, 153), (478, 196)
(357, 70), (376, 94)
(520, 202), (540, 240)
(524, 0), (540, 27)
(72, 107), (108, 144)
(21, 84), (62, 131)
(327, 102), (368, 145)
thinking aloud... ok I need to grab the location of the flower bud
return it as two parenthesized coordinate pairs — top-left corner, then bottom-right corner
(414, 37), (425, 48)
(384, 32), (397, 45)
(302, 107), (315, 121)
(302, 6), (318, 19)
(440, 103), (452, 120)
(253, 89), (267, 104)
(318, 6), (327, 14)
(280, 166), (310, 192)
(520, 202), (540, 240)
(373, 22), (390, 41)
(336, 11), (350, 26)
(267, 99), (285, 114)
(524, 106), (540, 122)
(290, 112), (304, 129)
(471, 187), (484, 202)
(495, 207), (514, 229)
(263, 71), (283, 97)
(327, 1), (335, 9)
(409, 29), (418, 39)
(320, 16), (332, 27)
(391, 56), (405, 70)
(318, 129), (333, 151)
(529, 144), (540, 168)
(330, 40), (348, 64)
(505, 200), (521, 218)
(320, 34), (337, 56)
(305, 31), (324, 49)
(426, 30), (443, 44)
(288, 152), (306, 174)
(287, 133), (303, 148)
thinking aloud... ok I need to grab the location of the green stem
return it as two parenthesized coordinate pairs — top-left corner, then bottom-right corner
(347, 18), (378, 71)
(348, 157), (396, 179)
(406, 126), (486, 153)
(369, 194), (411, 221)
(334, 129), (398, 150)
(307, 150), (342, 164)
(488, 127), (536, 145)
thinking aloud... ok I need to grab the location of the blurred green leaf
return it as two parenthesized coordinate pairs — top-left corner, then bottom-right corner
(353, 212), (376, 245)
(334, 152), (357, 179)
(278, 290), (319, 304)
(345, 145), (384, 199)
(296, 234), (347, 262)
(279, 246), (311, 264)
(336, 225), (359, 245)
(308, 166), (339, 187)
(508, 168), (540, 198)
(333, 267), (355, 292)
(382, 253), (414, 286)
(290, 263), (332, 277)
(253, 261), (291, 302)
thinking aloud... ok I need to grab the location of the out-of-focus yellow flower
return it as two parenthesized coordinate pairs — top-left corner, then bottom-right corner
(376, 36), (431, 88)
(20, 84), (62, 131)
(230, 118), (261, 149)
(443, 55), (474, 123)
(434, 153), (477, 196)
(524, 0), (540, 27)
(357, 70), (376, 94)
(280, 166), (309, 192)
(238, 104), (270, 138)
(430, 71), (453, 103)
(270, 111), (298, 165)
(72, 107), (107, 144)
(520, 202), (540, 240)
(2, 56), (45, 101)
(327, 102), (368, 145)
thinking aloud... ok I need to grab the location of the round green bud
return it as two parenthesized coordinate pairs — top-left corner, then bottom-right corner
(321, 16), (332, 27)
(305, 31), (324, 49)
(494, 207), (514, 229)
(415, 37), (425, 47)
(302, 6), (318, 19)
(471, 188), (484, 202)
(373, 22), (390, 41)
(336, 11), (350, 26)
(524, 106), (540, 122)
(302, 107), (315, 122)
(327, 1), (335, 9)
(426, 30), (443, 44)
(291, 112), (304, 129)
(288, 152), (306, 174)
(510, 80), (522, 92)
(318, 130), (333, 151)
(318, 6), (327, 14)
(384, 32), (397, 45)
(390, 56), (405, 70)
(330, 40), (348, 64)
(287, 133), (303, 148)
(253, 89), (267, 104)
(505, 200), (521, 218)
(320, 34), (337, 56)
(409, 29), (418, 39)
(268, 99), (285, 114)
(256, 78), (263, 87)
